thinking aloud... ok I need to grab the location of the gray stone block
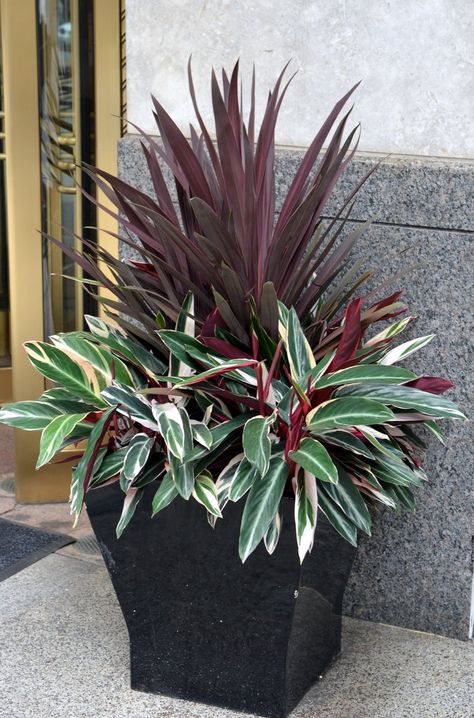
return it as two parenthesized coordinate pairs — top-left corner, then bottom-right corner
(117, 135), (473, 640)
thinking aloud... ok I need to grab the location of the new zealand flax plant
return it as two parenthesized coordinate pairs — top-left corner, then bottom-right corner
(0, 62), (465, 561)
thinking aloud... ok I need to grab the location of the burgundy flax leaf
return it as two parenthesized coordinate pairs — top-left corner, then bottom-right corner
(405, 377), (454, 395)
(328, 298), (362, 371)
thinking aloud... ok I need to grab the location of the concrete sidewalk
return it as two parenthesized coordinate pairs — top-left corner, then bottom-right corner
(0, 548), (472, 718)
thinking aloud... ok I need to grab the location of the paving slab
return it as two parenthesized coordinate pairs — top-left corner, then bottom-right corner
(0, 553), (472, 718)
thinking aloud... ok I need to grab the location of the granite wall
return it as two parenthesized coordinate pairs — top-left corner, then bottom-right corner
(118, 135), (473, 641)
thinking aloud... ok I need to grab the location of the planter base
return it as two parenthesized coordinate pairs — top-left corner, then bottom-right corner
(86, 483), (355, 718)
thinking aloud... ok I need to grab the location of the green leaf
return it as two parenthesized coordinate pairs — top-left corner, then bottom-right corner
(85, 315), (166, 377)
(321, 466), (371, 536)
(229, 457), (259, 502)
(306, 398), (395, 432)
(193, 471), (221, 517)
(101, 383), (157, 427)
(390, 484), (416, 511)
(37, 412), (89, 468)
(172, 291), (195, 378)
(190, 421), (213, 450)
(371, 453), (423, 488)
(159, 330), (210, 372)
(151, 472), (178, 515)
(90, 447), (128, 488)
(169, 453), (194, 499)
(314, 364), (416, 389)
(289, 437), (338, 483)
(379, 334), (435, 365)
(121, 433), (154, 487)
(336, 384), (466, 420)
(132, 454), (165, 488)
(364, 316), (413, 346)
(264, 509), (282, 555)
(322, 430), (374, 459)
(318, 488), (358, 546)
(285, 307), (315, 382)
(151, 402), (186, 461)
(309, 351), (336, 385)
(207, 453), (244, 527)
(116, 487), (144, 538)
(294, 470), (318, 562)
(239, 456), (288, 562)
(0, 400), (63, 430)
(424, 419), (445, 444)
(243, 414), (274, 476)
(175, 358), (257, 388)
(70, 407), (116, 523)
(24, 341), (105, 406)
(51, 333), (133, 388)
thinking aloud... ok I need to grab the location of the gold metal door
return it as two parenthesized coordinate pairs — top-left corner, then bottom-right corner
(0, 0), (122, 501)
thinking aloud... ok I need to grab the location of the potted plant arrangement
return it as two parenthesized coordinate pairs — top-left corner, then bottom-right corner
(0, 63), (464, 718)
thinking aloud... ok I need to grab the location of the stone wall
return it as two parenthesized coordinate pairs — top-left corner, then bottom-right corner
(118, 135), (473, 640)
(125, 0), (474, 157)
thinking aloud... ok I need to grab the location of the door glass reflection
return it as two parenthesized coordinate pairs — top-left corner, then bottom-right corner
(37, 0), (95, 337)
(0, 17), (10, 367)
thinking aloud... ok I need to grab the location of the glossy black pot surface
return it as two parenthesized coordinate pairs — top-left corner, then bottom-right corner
(86, 482), (356, 718)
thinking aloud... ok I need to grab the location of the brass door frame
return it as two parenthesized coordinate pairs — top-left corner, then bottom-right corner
(0, 0), (122, 502)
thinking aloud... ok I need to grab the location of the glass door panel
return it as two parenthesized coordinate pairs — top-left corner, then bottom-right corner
(0, 16), (10, 368)
(37, 0), (96, 337)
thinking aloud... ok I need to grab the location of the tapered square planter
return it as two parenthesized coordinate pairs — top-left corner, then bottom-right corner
(86, 482), (356, 718)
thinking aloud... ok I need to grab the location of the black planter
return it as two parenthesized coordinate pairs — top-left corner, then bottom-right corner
(86, 482), (356, 718)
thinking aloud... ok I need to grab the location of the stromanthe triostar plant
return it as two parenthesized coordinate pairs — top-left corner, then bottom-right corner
(0, 61), (465, 562)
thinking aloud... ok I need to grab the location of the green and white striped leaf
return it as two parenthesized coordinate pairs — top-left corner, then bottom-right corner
(285, 307), (316, 382)
(206, 453), (244, 527)
(309, 351), (336, 385)
(424, 419), (446, 444)
(379, 334), (435, 365)
(151, 402), (185, 460)
(90, 447), (128, 488)
(191, 420), (213, 449)
(193, 471), (221, 517)
(365, 316), (413, 347)
(264, 509), (282, 555)
(314, 364), (416, 389)
(70, 407), (115, 523)
(101, 383), (157, 428)
(37, 412), (89, 468)
(371, 453), (423, 488)
(24, 341), (106, 406)
(51, 333), (132, 388)
(306, 398), (395, 432)
(336, 384), (465, 420)
(356, 425), (396, 458)
(0, 400), (63, 431)
(116, 487), (144, 538)
(243, 414), (274, 476)
(321, 467), (371, 536)
(168, 453), (194, 499)
(151, 472), (178, 515)
(294, 470), (318, 563)
(239, 456), (288, 562)
(121, 433), (154, 488)
(171, 291), (195, 379)
(85, 315), (166, 377)
(289, 437), (338, 483)
(229, 457), (259, 502)
(322, 430), (374, 459)
(318, 488), (358, 546)
(132, 454), (165, 488)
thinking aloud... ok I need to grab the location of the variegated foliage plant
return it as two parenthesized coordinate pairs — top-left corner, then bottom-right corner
(0, 63), (465, 561)
(0, 297), (464, 561)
